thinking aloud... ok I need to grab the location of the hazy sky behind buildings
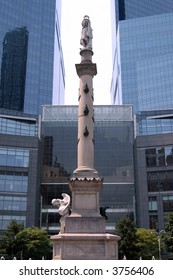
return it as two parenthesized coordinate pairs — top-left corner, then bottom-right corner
(61, 0), (112, 105)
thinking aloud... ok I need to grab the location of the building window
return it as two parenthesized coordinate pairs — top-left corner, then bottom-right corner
(146, 146), (173, 167)
(0, 171), (28, 193)
(0, 117), (37, 136)
(0, 196), (27, 211)
(147, 171), (173, 192)
(163, 195), (173, 212)
(149, 196), (157, 211)
(0, 147), (29, 167)
(0, 215), (26, 230)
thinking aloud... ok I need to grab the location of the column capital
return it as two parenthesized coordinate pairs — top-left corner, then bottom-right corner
(75, 62), (97, 77)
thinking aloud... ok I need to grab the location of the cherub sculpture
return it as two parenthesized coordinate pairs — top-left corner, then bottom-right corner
(51, 193), (70, 234)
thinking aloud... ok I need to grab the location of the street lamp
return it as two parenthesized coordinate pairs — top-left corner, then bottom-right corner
(158, 230), (165, 260)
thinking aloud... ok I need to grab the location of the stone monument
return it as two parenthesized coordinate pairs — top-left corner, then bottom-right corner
(51, 16), (120, 259)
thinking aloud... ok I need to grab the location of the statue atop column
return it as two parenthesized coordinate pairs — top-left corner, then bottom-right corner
(80, 15), (93, 49)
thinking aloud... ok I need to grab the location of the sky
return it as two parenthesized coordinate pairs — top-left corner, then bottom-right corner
(61, 0), (112, 105)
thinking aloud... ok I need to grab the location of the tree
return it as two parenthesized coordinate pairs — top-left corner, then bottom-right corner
(115, 218), (138, 259)
(164, 213), (173, 255)
(0, 220), (24, 257)
(115, 218), (159, 259)
(0, 221), (51, 259)
(15, 227), (51, 259)
(136, 228), (158, 259)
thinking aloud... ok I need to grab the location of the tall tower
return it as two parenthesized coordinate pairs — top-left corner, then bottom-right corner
(51, 16), (120, 259)
(111, 0), (173, 113)
(0, 0), (64, 115)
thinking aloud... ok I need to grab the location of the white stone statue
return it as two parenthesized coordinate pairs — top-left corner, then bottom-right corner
(80, 15), (93, 49)
(51, 193), (70, 234)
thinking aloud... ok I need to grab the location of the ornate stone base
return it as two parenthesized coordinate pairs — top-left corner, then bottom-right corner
(51, 177), (120, 259)
(51, 233), (120, 260)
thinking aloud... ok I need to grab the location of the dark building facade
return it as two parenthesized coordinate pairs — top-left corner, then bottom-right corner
(0, 0), (65, 115)
(134, 109), (173, 232)
(0, 27), (28, 111)
(40, 105), (135, 233)
(135, 133), (173, 231)
(0, 109), (41, 231)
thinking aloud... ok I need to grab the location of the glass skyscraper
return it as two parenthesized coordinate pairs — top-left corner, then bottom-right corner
(110, 2), (173, 237)
(111, 0), (173, 114)
(0, 0), (65, 115)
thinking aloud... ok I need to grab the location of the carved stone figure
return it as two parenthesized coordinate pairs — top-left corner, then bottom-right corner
(80, 15), (93, 49)
(52, 193), (70, 234)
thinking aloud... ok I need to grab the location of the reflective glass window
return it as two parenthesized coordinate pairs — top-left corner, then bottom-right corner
(0, 196), (27, 211)
(0, 215), (26, 230)
(147, 171), (173, 192)
(146, 146), (173, 167)
(0, 171), (28, 192)
(149, 196), (157, 211)
(0, 147), (29, 167)
(163, 195), (173, 212)
(0, 117), (37, 136)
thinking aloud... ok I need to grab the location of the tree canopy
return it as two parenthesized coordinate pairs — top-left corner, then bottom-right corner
(0, 220), (51, 259)
(115, 218), (159, 259)
(164, 213), (173, 256)
(136, 228), (158, 259)
(115, 218), (138, 260)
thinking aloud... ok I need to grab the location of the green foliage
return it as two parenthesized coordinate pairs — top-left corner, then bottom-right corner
(16, 227), (51, 259)
(136, 228), (158, 259)
(0, 220), (24, 257)
(115, 218), (138, 260)
(164, 213), (173, 254)
(0, 220), (51, 259)
(116, 218), (159, 259)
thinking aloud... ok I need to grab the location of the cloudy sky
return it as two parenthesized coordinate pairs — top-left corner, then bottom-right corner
(61, 0), (113, 105)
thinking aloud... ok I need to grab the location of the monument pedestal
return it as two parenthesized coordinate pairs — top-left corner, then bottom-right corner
(51, 233), (120, 260)
(51, 178), (120, 259)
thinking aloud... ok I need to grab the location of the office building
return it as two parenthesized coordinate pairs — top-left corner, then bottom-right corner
(136, 109), (173, 136)
(0, 0), (65, 115)
(40, 105), (135, 233)
(133, 109), (173, 232)
(111, 0), (173, 114)
(111, 1), (173, 233)
(0, 108), (40, 231)
(135, 132), (173, 231)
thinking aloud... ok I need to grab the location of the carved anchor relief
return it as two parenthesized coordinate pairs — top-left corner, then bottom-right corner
(83, 126), (89, 137)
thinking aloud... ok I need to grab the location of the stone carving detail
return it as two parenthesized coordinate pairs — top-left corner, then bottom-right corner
(83, 126), (89, 137)
(52, 193), (70, 234)
(84, 105), (89, 115)
(84, 83), (89, 93)
(80, 15), (93, 49)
